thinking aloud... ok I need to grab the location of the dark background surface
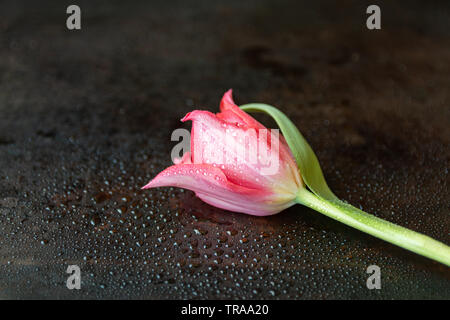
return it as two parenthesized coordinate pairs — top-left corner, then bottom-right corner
(0, 0), (449, 299)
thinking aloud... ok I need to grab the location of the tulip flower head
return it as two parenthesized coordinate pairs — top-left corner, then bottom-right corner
(142, 90), (450, 266)
(143, 90), (303, 216)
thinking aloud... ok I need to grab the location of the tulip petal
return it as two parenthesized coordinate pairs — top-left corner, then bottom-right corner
(182, 109), (302, 195)
(182, 110), (276, 189)
(216, 109), (247, 126)
(142, 163), (293, 215)
(219, 90), (299, 171)
(196, 192), (293, 216)
(219, 90), (266, 130)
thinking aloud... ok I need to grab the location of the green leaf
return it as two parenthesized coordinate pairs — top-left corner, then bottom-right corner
(240, 103), (338, 201)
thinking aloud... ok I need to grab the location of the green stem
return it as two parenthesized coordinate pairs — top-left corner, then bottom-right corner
(296, 188), (450, 266)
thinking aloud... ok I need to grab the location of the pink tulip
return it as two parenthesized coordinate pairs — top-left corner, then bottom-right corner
(142, 90), (303, 216)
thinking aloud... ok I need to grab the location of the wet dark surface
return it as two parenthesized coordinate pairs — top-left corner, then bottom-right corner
(0, 0), (449, 299)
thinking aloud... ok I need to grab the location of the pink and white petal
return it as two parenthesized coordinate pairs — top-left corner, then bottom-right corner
(196, 192), (295, 216)
(218, 89), (265, 130)
(181, 110), (226, 165)
(181, 110), (273, 189)
(182, 109), (300, 194)
(141, 163), (286, 215)
(225, 91), (301, 188)
(216, 109), (247, 127)
(218, 90), (298, 177)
